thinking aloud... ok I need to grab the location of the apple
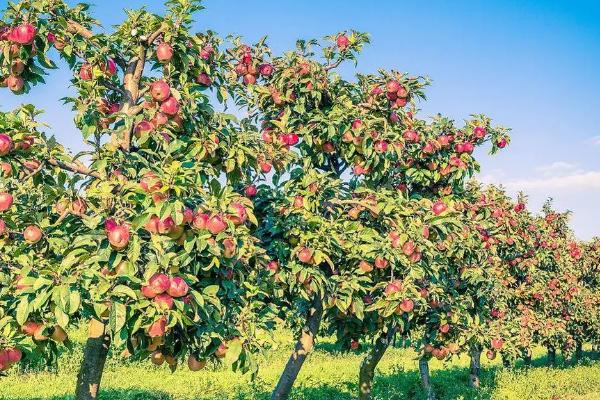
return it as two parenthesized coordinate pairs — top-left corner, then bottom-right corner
(243, 74), (256, 85)
(486, 350), (496, 360)
(398, 298), (414, 313)
(402, 241), (415, 256)
(196, 73), (212, 86)
(144, 215), (160, 234)
(297, 247), (313, 263)
(148, 316), (167, 338)
(374, 257), (388, 269)
(359, 260), (373, 272)
(245, 185), (257, 197)
(439, 323), (450, 334)
(260, 162), (272, 173)
(156, 42), (173, 62)
(11, 60), (25, 76)
(71, 198), (87, 215)
(6, 75), (24, 93)
(51, 325), (68, 342)
(102, 58), (117, 76)
(21, 321), (42, 336)
(497, 137), (507, 148)
(140, 172), (162, 193)
(160, 96), (180, 115)
(384, 280), (402, 296)
(106, 222), (130, 249)
(154, 293), (174, 310)
(222, 237), (236, 258)
(259, 63), (274, 76)
(23, 225), (42, 243)
(9, 23), (36, 44)
(5, 347), (22, 364)
(207, 214), (227, 235)
(192, 212), (209, 230)
(215, 342), (227, 358)
(0, 162), (12, 177)
(150, 80), (170, 102)
(188, 355), (206, 371)
(473, 126), (486, 138)
(141, 285), (157, 298)
(266, 260), (279, 273)
(336, 34), (350, 50)
(167, 276), (189, 298)
(79, 63), (93, 80)
(0, 134), (13, 156)
(228, 203), (247, 225)
(134, 120), (155, 137)
(149, 273), (170, 294)
(151, 351), (165, 365)
(432, 200), (447, 215)
(374, 140), (388, 153)
(491, 338), (504, 350)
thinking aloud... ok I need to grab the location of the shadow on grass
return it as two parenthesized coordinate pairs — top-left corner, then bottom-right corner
(0, 388), (174, 400)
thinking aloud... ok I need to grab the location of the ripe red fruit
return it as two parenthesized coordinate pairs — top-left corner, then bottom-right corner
(188, 355), (206, 371)
(243, 74), (256, 85)
(473, 126), (486, 138)
(21, 321), (42, 336)
(386, 80), (401, 93)
(228, 202), (248, 225)
(156, 42), (173, 62)
(23, 225), (42, 243)
(0, 134), (13, 156)
(402, 241), (415, 256)
(154, 293), (174, 310)
(196, 73), (212, 86)
(0, 162), (11, 177)
(259, 63), (274, 76)
(5, 347), (22, 364)
(167, 276), (189, 298)
(144, 215), (160, 234)
(439, 323), (450, 334)
(322, 142), (335, 153)
(491, 338), (504, 350)
(148, 316), (167, 338)
(260, 162), (272, 173)
(266, 260), (279, 272)
(207, 214), (227, 235)
(215, 342), (228, 358)
(192, 212), (209, 230)
(102, 58), (117, 76)
(336, 34), (350, 50)
(359, 260), (373, 272)
(352, 119), (363, 130)
(244, 185), (258, 197)
(374, 257), (388, 269)
(432, 200), (447, 215)
(0, 192), (14, 212)
(150, 80), (171, 102)
(106, 223), (130, 250)
(297, 247), (313, 263)
(497, 137), (508, 148)
(160, 96), (180, 115)
(399, 298), (414, 313)
(293, 196), (304, 209)
(6, 75), (24, 93)
(486, 350), (496, 360)
(9, 23), (36, 45)
(374, 140), (388, 153)
(141, 285), (157, 298)
(350, 339), (359, 350)
(0, 219), (6, 236)
(384, 280), (402, 296)
(79, 63), (93, 80)
(139, 172), (162, 193)
(149, 273), (171, 294)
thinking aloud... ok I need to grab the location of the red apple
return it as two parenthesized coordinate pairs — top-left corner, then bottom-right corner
(374, 257), (388, 269)
(0, 192), (14, 212)
(207, 214), (227, 235)
(245, 185), (257, 197)
(491, 338), (504, 350)
(154, 293), (174, 310)
(0, 134), (13, 156)
(432, 200), (447, 215)
(6, 75), (24, 93)
(106, 223), (130, 250)
(228, 203), (247, 225)
(192, 212), (209, 230)
(398, 298), (414, 313)
(23, 225), (42, 243)
(336, 34), (350, 50)
(384, 280), (402, 296)
(150, 80), (171, 102)
(196, 73), (212, 86)
(148, 316), (167, 338)
(160, 96), (179, 115)
(167, 276), (189, 298)
(149, 273), (170, 294)
(79, 63), (93, 80)
(297, 247), (313, 264)
(9, 23), (36, 44)
(188, 355), (206, 371)
(156, 42), (173, 62)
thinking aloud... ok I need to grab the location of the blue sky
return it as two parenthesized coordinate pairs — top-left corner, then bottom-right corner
(1, 0), (599, 239)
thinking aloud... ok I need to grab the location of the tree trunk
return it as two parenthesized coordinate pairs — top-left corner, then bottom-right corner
(75, 319), (111, 400)
(547, 346), (556, 367)
(271, 297), (324, 400)
(523, 348), (532, 366)
(419, 357), (435, 400)
(469, 347), (482, 388)
(574, 342), (583, 364)
(358, 325), (395, 400)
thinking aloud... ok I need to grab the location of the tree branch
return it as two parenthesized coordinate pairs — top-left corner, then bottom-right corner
(47, 158), (102, 179)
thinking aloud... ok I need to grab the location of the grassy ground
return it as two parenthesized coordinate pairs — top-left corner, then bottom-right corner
(1, 329), (600, 400)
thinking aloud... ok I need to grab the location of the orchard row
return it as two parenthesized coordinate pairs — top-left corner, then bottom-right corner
(1, 2), (597, 400)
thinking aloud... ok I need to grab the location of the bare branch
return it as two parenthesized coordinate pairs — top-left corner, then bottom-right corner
(47, 158), (102, 179)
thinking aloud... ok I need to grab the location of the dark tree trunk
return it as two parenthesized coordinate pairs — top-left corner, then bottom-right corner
(523, 348), (532, 366)
(419, 357), (435, 400)
(469, 347), (482, 388)
(574, 342), (583, 364)
(75, 319), (111, 400)
(358, 325), (395, 400)
(271, 297), (324, 400)
(547, 346), (556, 367)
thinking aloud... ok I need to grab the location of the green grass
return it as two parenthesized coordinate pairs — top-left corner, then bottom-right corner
(2, 330), (600, 400)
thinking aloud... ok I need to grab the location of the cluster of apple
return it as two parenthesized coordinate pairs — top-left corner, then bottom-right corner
(0, 192), (42, 243)
(0, 23), (37, 93)
(78, 58), (117, 81)
(233, 45), (273, 85)
(141, 272), (189, 310)
(0, 347), (22, 371)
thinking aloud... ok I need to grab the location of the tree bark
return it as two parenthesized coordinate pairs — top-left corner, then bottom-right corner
(547, 346), (556, 367)
(574, 342), (583, 364)
(469, 347), (482, 388)
(523, 348), (532, 366)
(419, 357), (435, 400)
(75, 319), (111, 400)
(271, 297), (324, 400)
(358, 325), (395, 400)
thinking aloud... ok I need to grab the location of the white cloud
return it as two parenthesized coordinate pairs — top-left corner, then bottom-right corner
(586, 136), (600, 146)
(503, 170), (600, 191)
(535, 161), (582, 177)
